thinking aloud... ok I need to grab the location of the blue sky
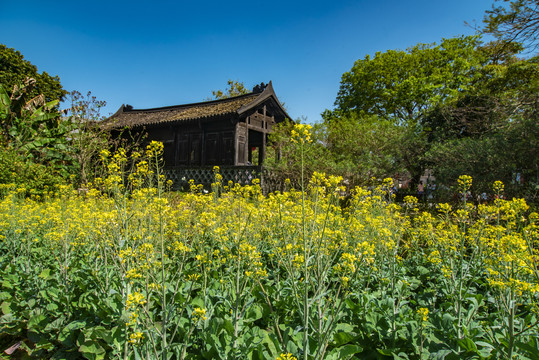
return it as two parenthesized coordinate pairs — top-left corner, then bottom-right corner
(1, 0), (493, 123)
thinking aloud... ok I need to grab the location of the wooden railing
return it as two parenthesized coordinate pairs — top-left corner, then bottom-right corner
(165, 166), (304, 194)
(165, 166), (262, 190)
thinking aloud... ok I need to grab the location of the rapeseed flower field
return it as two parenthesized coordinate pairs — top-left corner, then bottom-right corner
(0, 135), (538, 359)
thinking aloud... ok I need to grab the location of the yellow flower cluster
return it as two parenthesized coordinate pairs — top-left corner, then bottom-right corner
(290, 123), (312, 144)
(192, 307), (207, 323)
(128, 331), (144, 344)
(1, 167), (537, 354)
(417, 307), (429, 322)
(457, 174), (473, 192)
(493, 180), (504, 194)
(126, 292), (147, 309)
(276, 353), (297, 360)
(404, 196), (418, 205)
(146, 141), (164, 157)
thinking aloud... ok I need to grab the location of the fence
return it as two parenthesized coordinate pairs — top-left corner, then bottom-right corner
(165, 166), (306, 194)
(165, 166), (261, 191)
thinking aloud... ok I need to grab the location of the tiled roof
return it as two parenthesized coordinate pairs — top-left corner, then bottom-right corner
(103, 93), (259, 128)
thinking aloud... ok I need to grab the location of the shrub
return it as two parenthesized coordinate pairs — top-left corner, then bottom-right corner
(0, 146), (65, 197)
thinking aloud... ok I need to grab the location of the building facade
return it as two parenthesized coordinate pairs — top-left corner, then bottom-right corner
(104, 82), (290, 169)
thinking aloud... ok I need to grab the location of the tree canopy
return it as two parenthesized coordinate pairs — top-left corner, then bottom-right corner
(0, 44), (66, 102)
(318, 34), (538, 202)
(322, 36), (491, 186)
(482, 0), (539, 53)
(208, 80), (249, 100)
(331, 36), (486, 125)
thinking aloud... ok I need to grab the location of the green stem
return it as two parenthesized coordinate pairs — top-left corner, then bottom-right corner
(300, 142), (309, 360)
(508, 265), (515, 359)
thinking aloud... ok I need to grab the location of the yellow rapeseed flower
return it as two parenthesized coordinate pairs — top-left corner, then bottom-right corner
(417, 307), (429, 322)
(276, 353), (298, 360)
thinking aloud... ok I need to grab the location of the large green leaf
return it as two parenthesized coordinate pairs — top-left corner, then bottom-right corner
(79, 341), (106, 360)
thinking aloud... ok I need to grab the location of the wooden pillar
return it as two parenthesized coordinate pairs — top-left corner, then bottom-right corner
(245, 127), (250, 164)
(235, 123), (248, 165)
(259, 132), (266, 165)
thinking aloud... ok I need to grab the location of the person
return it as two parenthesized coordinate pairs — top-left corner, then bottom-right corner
(417, 181), (425, 200)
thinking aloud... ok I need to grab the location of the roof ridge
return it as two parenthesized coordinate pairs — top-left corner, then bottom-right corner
(125, 92), (259, 113)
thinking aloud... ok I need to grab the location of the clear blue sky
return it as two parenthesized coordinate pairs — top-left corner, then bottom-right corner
(1, 0), (493, 123)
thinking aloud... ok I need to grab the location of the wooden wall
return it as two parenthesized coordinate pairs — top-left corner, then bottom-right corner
(146, 119), (236, 167)
(140, 101), (279, 168)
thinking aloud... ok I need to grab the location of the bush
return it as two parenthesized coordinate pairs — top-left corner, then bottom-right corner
(0, 147), (65, 197)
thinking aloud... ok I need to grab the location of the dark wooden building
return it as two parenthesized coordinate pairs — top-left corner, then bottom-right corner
(105, 82), (290, 168)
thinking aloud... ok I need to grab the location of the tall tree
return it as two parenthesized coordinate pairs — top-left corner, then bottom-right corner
(424, 53), (539, 199)
(0, 44), (66, 102)
(324, 36), (488, 185)
(332, 36), (486, 125)
(482, 0), (539, 53)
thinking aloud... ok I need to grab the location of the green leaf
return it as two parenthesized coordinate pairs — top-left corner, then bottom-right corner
(28, 314), (47, 330)
(475, 341), (494, 358)
(46, 303), (59, 312)
(35, 338), (55, 351)
(0, 291), (12, 301)
(515, 339), (539, 358)
(378, 348), (394, 356)
(336, 344), (363, 359)
(1, 301), (11, 315)
(79, 341), (106, 360)
(191, 296), (205, 308)
(393, 352), (410, 360)
(457, 337), (477, 352)
(2, 279), (13, 289)
(244, 304), (263, 323)
(84, 326), (112, 343)
(58, 320), (88, 346)
(39, 268), (52, 280)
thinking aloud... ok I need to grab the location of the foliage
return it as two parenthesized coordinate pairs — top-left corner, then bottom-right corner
(482, 0), (539, 53)
(64, 90), (110, 185)
(321, 36), (489, 187)
(0, 44), (67, 102)
(322, 112), (423, 186)
(265, 121), (334, 188)
(0, 147), (65, 197)
(423, 54), (539, 203)
(330, 36), (485, 124)
(426, 136), (509, 194)
(209, 80), (250, 100)
(0, 82), (74, 174)
(0, 142), (538, 359)
(0, 80), (114, 188)
(425, 52), (539, 141)
(323, 35), (538, 202)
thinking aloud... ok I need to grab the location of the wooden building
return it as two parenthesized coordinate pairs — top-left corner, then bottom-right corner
(105, 81), (290, 167)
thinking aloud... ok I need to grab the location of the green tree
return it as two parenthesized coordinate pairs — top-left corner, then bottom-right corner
(0, 44), (66, 102)
(324, 36), (487, 186)
(64, 90), (110, 185)
(332, 36), (486, 125)
(0, 81), (73, 191)
(208, 80), (249, 100)
(424, 51), (538, 140)
(264, 120), (336, 189)
(321, 112), (409, 185)
(424, 54), (539, 201)
(482, 0), (539, 52)
(324, 35), (539, 199)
